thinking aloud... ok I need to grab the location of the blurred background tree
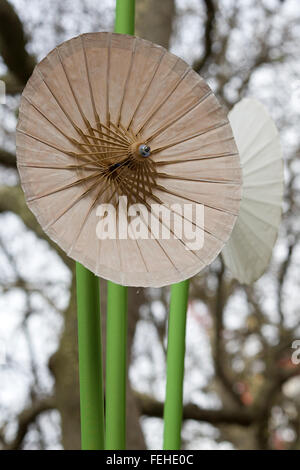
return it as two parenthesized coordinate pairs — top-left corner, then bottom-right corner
(0, 0), (300, 450)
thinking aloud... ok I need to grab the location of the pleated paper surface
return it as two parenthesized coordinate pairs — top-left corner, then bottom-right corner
(17, 32), (242, 287)
(222, 98), (284, 284)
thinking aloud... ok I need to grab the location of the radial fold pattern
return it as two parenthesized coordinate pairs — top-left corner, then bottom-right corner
(222, 98), (284, 284)
(17, 32), (242, 287)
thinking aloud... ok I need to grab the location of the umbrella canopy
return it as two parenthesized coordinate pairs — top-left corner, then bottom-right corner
(16, 32), (242, 287)
(222, 98), (284, 284)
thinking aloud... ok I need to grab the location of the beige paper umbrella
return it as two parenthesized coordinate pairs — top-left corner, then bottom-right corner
(222, 98), (284, 284)
(16, 32), (242, 287)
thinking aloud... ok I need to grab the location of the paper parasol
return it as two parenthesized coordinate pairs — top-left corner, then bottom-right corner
(16, 32), (242, 287)
(222, 98), (284, 284)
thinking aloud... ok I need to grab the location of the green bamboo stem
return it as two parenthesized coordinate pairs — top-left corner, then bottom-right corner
(115, 0), (135, 35)
(163, 279), (190, 450)
(76, 262), (104, 450)
(105, 281), (128, 450)
(105, 0), (135, 451)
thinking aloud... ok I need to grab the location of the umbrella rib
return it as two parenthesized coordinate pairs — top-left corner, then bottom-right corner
(74, 150), (128, 158)
(154, 152), (239, 165)
(50, 170), (121, 244)
(55, 46), (94, 138)
(27, 150), (132, 203)
(123, 171), (209, 239)
(68, 179), (116, 253)
(18, 163), (100, 171)
(153, 182), (240, 217)
(156, 172), (241, 185)
(109, 121), (131, 141)
(238, 212), (273, 250)
(147, 160), (159, 186)
(73, 140), (128, 149)
(118, 121), (135, 139)
(151, 120), (229, 154)
(128, 161), (150, 203)
(243, 152), (281, 176)
(241, 138), (274, 167)
(17, 129), (97, 164)
(44, 177), (103, 231)
(126, 48), (167, 131)
(237, 118), (270, 161)
(119, 177), (182, 272)
(157, 135), (236, 158)
(121, 171), (204, 257)
(136, 65), (192, 135)
(161, 197), (225, 244)
(35, 68), (93, 149)
(103, 153), (139, 193)
(81, 35), (102, 133)
(106, 154), (137, 180)
(17, 128), (80, 157)
(22, 95), (99, 155)
(22, 95), (75, 143)
(116, 204), (149, 274)
(91, 123), (130, 145)
(242, 195), (281, 207)
(128, 169), (226, 244)
(163, 203), (206, 235)
(106, 33), (111, 126)
(132, 168), (220, 238)
(241, 204), (280, 229)
(143, 162), (158, 198)
(80, 130), (129, 147)
(147, 101), (222, 147)
(111, 178), (152, 274)
(114, 188), (124, 273)
(145, 90), (213, 143)
(108, 119), (121, 135)
(27, 171), (101, 202)
(119, 164), (136, 207)
(116, 36), (137, 128)
(56, 45), (101, 152)
(124, 171), (163, 205)
(132, 162), (143, 208)
(244, 179), (283, 187)
(81, 34), (107, 153)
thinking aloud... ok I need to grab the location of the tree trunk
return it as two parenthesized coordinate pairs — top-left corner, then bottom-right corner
(135, 0), (176, 49)
(49, 266), (81, 450)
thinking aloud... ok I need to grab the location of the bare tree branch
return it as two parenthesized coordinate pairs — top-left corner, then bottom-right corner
(136, 392), (253, 426)
(0, 149), (17, 168)
(193, 0), (216, 73)
(0, 0), (35, 86)
(0, 185), (73, 269)
(3, 399), (55, 450)
(214, 260), (244, 407)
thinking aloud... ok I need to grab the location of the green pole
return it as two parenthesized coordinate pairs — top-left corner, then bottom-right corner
(163, 279), (189, 450)
(76, 262), (104, 450)
(105, 0), (135, 451)
(115, 0), (135, 35)
(105, 282), (128, 450)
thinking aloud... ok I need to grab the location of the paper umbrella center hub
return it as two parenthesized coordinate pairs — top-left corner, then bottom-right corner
(72, 121), (157, 207)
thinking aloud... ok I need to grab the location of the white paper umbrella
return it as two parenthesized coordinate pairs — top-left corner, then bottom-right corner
(16, 32), (242, 287)
(222, 98), (284, 284)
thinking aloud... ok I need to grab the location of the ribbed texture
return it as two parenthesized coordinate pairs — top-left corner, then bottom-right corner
(222, 98), (284, 284)
(16, 32), (242, 287)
